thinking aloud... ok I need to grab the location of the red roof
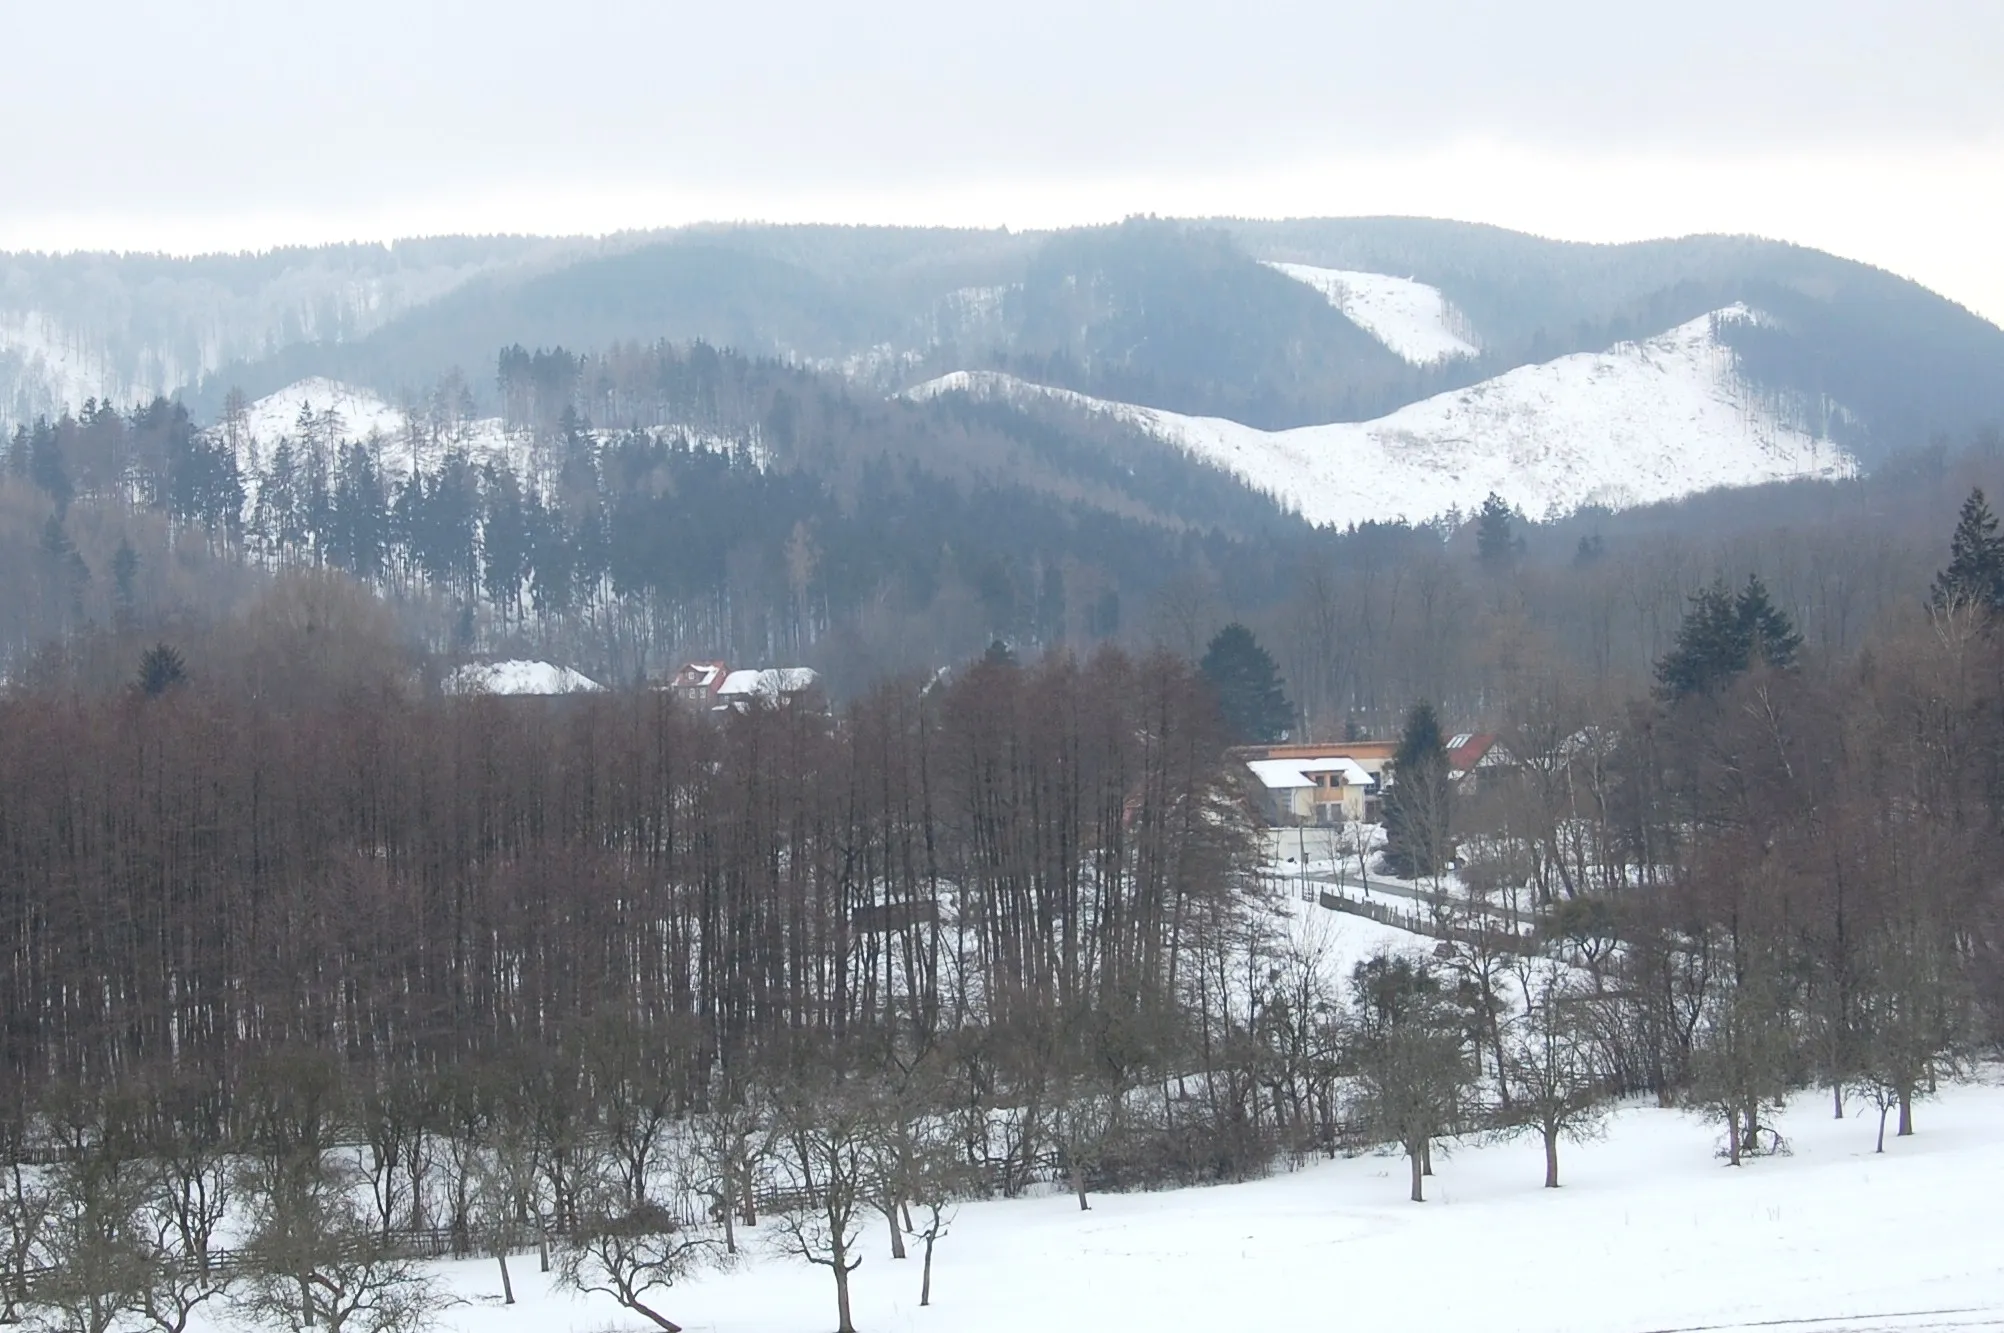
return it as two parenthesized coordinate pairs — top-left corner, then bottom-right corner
(1445, 732), (1498, 773)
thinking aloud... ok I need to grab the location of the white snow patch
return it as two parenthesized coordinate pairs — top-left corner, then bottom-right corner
(908, 307), (1856, 528)
(240, 377), (410, 448)
(443, 660), (605, 696)
(1266, 262), (1481, 364)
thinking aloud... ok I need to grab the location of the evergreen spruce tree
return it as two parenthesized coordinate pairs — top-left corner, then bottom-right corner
(1654, 580), (1742, 699)
(1655, 575), (1802, 699)
(28, 418), (71, 513)
(1475, 492), (1522, 572)
(1734, 574), (1801, 669)
(1199, 623), (1292, 744)
(1383, 701), (1452, 879)
(137, 643), (186, 697)
(1929, 488), (2004, 613)
(111, 539), (139, 625)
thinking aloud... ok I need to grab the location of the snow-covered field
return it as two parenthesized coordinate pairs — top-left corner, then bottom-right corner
(909, 307), (1856, 529)
(1264, 262), (1480, 364)
(171, 1068), (2001, 1333)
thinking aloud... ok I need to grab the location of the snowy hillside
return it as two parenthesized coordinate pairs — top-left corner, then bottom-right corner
(911, 307), (1856, 528)
(442, 660), (605, 696)
(241, 378), (412, 447)
(233, 378), (531, 482)
(225, 378), (766, 496)
(0, 312), (158, 424)
(158, 1061), (2004, 1333)
(1264, 262), (1480, 364)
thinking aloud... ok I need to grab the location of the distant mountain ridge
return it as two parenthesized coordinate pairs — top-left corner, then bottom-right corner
(3, 219), (2000, 483)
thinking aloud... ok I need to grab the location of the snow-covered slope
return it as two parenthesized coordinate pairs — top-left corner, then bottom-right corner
(443, 661), (605, 696)
(164, 1071), (2004, 1333)
(1265, 262), (1480, 364)
(241, 377), (410, 447)
(232, 378), (534, 484)
(230, 378), (762, 487)
(911, 307), (1855, 528)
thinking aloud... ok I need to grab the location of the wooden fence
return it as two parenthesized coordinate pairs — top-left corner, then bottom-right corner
(1317, 890), (1546, 959)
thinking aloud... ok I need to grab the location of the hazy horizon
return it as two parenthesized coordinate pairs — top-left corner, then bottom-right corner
(4, 1), (2001, 321)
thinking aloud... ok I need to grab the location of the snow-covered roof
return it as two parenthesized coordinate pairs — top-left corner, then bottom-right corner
(716, 667), (819, 700)
(673, 661), (727, 689)
(444, 660), (605, 696)
(1246, 756), (1376, 790)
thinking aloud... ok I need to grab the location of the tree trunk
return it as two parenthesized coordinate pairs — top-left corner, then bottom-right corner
(834, 1264), (857, 1333)
(1421, 1138), (1433, 1177)
(921, 1232), (937, 1307)
(1832, 1083), (1844, 1119)
(497, 1251), (514, 1305)
(1897, 1085), (1914, 1138)
(1875, 1102), (1889, 1153)
(1542, 1125), (1560, 1188)
(885, 1204), (906, 1258)
(1724, 1110), (1742, 1167)
(1071, 1161), (1089, 1211)
(629, 1296), (684, 1333)
(538, 1231), (550, 1273)
(1408, 1146), (1425, 1202)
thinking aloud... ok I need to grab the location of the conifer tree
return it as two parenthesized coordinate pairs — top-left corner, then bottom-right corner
(137, 643), (187, 697)
(1929, 488), (2004, 613)
(1383, 701), (1452, 879)
(111, 539), (139, 625)
(1734, 574), (1801, 669)
(1199, 623), (1292, 743)
(1475, 492), (1522, 572)
(1654, 575), (1801, 699)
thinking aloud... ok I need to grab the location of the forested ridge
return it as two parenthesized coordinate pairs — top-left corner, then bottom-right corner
(12, 218), (2002, 459)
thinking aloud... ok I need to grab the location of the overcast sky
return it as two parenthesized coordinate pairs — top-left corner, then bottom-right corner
(4, 0), (2002, 319)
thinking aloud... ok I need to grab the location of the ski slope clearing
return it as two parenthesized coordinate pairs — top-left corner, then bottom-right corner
(1265, 261), (1481, 364)
(910, 307), (1856, 528)
(161, 1074), (2001, 1333)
